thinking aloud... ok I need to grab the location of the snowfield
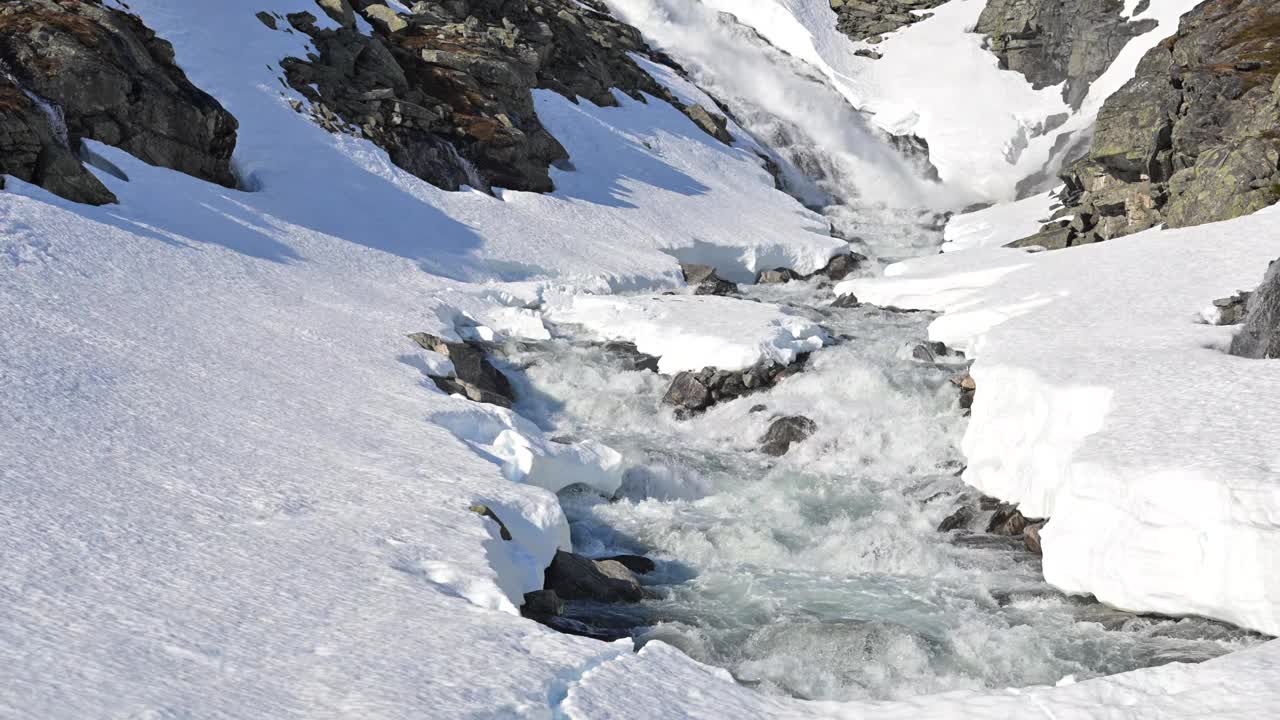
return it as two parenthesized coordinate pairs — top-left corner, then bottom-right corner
(3, 0), (1278, 717)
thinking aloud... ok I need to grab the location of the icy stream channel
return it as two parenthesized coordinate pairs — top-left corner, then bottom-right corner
(506, 281), (1261, 702)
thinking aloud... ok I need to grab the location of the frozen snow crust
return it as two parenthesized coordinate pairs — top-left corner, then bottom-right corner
(843, 206), (1280, 637)
(2, 0), (1278, 717)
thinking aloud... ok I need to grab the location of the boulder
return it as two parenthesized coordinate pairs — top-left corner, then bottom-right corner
(1024, 522), (1045, 555)
(1208, 291), (1253, 326)
(937, 505), (976, 532)
(986, 504), (1027, 536)
(662, 355), (810, 416)
(544, 550), (643, 603)
(831, 293), (861, 308)
(600, 554), (657, 575)
(521, 589), (564, 617)
(679, 263), (738, 296)
(408, 332), (515, 407)
(755, 267), (802, 285)
(809, 252), (867, 282)
(760, 415), (817, 456)
(1230, 259), (1280, 359)
(603, 341), (661, 373)
(0, 0), (239, 202)
(662, 371), (712, 414)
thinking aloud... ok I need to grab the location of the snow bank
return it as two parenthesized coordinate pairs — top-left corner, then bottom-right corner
(547, 293), (827, 372)
(941, 192), (1057, 252)
(844, 206), (1280, 636)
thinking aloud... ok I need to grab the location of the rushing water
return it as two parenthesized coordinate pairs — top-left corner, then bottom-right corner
(507, 281), (1260, 701)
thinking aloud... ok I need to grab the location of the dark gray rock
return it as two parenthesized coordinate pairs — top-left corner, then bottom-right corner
(1231, 258), (1280, 359)
(755, 267), (802, 285)
(830, 0), (949, 43)
(0, 0), (238, 203)
(601, 554), (657, 574)
(986, 504), (1028, 536)
(831, 293), (861, 308)
(1012, 0), (1280, 247)
(807, 252), (867, 282)
(409, 332), (515, 407)
(521, 589), (564, 617)
(603, 341), (661, 373)
(545, 550), (643, 603)
(662, 371), (713, 414)
(938, 505), (976, 532)
(975, 0), (1158, 108)
(760, 415), (817, 456)
(1024, 521), (1045, 555)
(911, 341), (949, 363)
(662, 354), (812, 416)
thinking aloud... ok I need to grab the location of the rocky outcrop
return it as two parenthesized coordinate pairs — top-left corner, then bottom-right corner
(975, 0), (1158, 108)
(1230, 258), (1280, 359)
(409, 332), (515, 407)
(0, 0), (238, 203)
(680, 263), (738, 296)
(277, 0), (732, 193)
(759, 415), (817, 456)
(662, 354), (810, 416)
(829, 0), (949, 43)
(1012, 0), (1280, 249)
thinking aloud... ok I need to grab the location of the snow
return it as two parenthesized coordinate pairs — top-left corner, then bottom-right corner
(942, 191), (1058, 252)
(547, 293), (828, 373)
(842, 205), (1280, 637)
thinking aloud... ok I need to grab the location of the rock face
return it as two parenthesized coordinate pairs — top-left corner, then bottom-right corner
(1013, 0), (1280, 248)
(829, 0), (950, 43)
(1231, 258), (1280, 359)
(975, 0), (1157, 108)
(0, 0), (239, 203)
(278, 0), (731, 193)
(408, 332), (515, 407)
(544, 550), (643, 603)
(662, 354), (810, 416)
(759, 415), (817, 456)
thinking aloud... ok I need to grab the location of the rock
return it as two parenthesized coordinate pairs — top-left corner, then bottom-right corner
(680, 103), (733, 144)
(831, 293), (861, 308)
(830, 0), (949, 41)
(987, 504), (1027, 536)
(854, 48), (882, 60)
(809, 252), (867, 282)
(280, 0), (691, 193)
(1012, 0), (1280, 247)
(911, 341), (949, 363)
(538, 615), (628, 641)
(662, 371), (712, 414)
(663, 355), (810, 415)
(409, 332), (515, 407)
(1209, 291), (1253, 326)
(603, 341), (661, 373)
(975, 0), (1158, 108)
(759, 415), (817, 456)
(0, 0), (239, 202)
(1231, 259), (1280, 359)
(601, 554), (657, 574)
(255, 11), (278, 30)
(1024, 522), (1045, 555)
(755, 267), (802, 285)
(544, 550), (643, 603)
(679, 263), (738, 296)
(749, 403), (768, 413)
(938, 505), (976, 532)
(521, 589), (564, 617)
(316, 0), (356, 27)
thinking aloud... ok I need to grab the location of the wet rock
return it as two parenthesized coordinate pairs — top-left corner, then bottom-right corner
(0, 0), (239, 203)
(603, 341), (661, 373)
(938, 505), (977, 532)
(759, 415), (817, 456)
(987, 504), (1027, 536)
(662, 355), (811, 416)
(1230, 258), (1280, 359)
(755, 267), (802, 285)
(408, 332), (515, 407)
(952, 371), (976, 410)
(911, 341), (949, 363)
(1024, 521), (1045, 555)
(680, 263), (738, 296)
(545, 550), (643, 603)
(522, 589), (564, 617)
(539, 615), (628, 641)
(662, 371), (713, 414)
(749, 404), (768, 413)
(601, 554), (657, 574)
(831, 293), (861, 309)
(362, 4), (407, 33)
(808, 252), (867, 282)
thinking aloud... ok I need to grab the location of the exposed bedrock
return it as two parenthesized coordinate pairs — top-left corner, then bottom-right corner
(1230, 257), (1280, 359)
(828, 0), (950, 43)
(1011, 0), (1280, 250)
(0, 0), (238, 204)
(975, 0), (1157, 108)
(276, 0), (733, 193)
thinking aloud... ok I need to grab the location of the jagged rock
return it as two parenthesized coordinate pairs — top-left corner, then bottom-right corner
(278, 0), (721, 194)
(408, 332), (515, 407)
(603, 341), (661, 373)
(545, 550), (643, 603)
(807, 252), (867, 282)
(316, 0), (356, 27)
(601, 554), (657, 574)
(663, 355), (810, 415)
(975, 0), (1158, 108)
(760, 415), (817, 456)
(831, 293), (861, 308)
(755, 267), (802, 285)
(679, 263), (738, 296)
(681, 103), (733, 144)
(1208, 291), (1253, 326)
(911, 341), (949, 363)
(662, 371), (713, 413)
(938, 505), (976, 532)
(1013, 0), (1280, 247)
(1024, 522), (1045, 555)
(521, 589), (564, 617)
(987, 504), (1027, 536)
(830, 0), (949, 42)
(0, 0), (238, 203)
(1231, 258), (1280, 359)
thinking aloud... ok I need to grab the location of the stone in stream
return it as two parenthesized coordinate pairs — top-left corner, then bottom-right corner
(662, 355), (811, 416)
(679, 263), (739, 296)
(952, 371), (976, 410)
(1024, 521), (1045, 555)
(911, 341), (949, 363)
(831, 293), (861, 309)
(937, 505), (977, 532)
(521, 589), (564, 618)
(755, 267), (803, 285)
(1230, 258), (1280, 359)
(544, 550), (644, 603)
(603, 341), (661, 373)
(759, 415), (817, 457)
(601, 554), (657, 575)
(809, 252), (867, 282)
(986, 503), (1028, 536)
(408, 332), (515, 407)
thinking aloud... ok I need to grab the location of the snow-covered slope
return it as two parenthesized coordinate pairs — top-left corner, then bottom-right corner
(844, 206), (1280, 637)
